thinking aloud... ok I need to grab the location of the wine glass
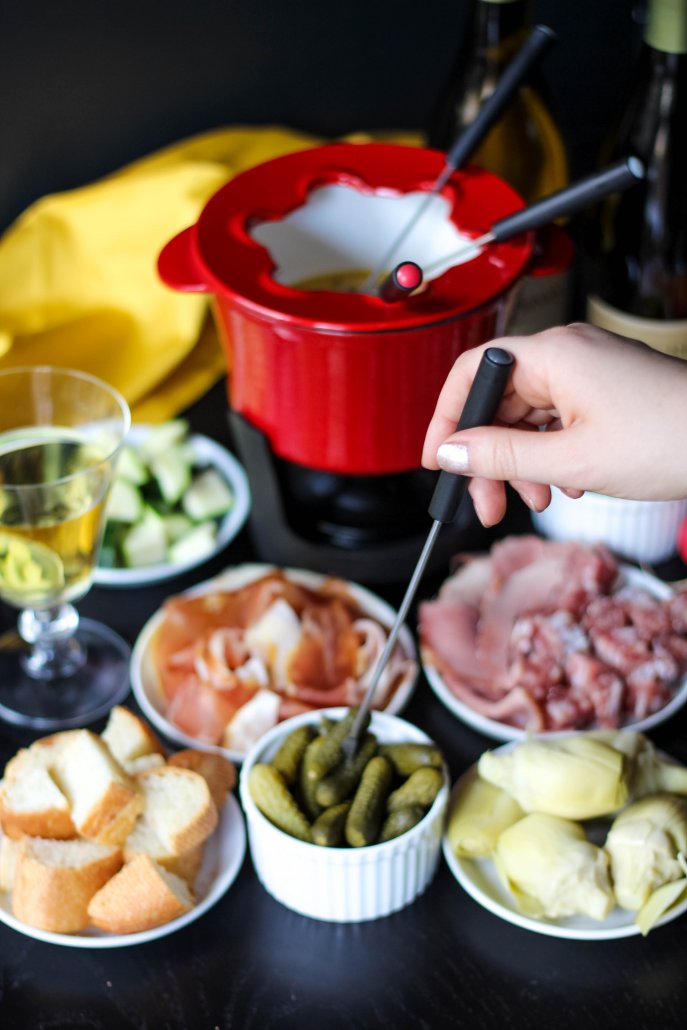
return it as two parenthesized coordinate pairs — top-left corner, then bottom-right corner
(0, 366), (131, 730)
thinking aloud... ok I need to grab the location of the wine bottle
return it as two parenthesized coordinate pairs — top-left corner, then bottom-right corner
(429, 0), (568, 205)
(429, 0), (571, 335)
(585, 0), (687, 358)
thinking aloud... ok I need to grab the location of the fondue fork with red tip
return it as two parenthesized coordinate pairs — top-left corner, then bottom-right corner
(342, 346), (515, 761)
(378, 261), (423, 303)
(423, 157), (645, 278)
(360, 24), (556, 294)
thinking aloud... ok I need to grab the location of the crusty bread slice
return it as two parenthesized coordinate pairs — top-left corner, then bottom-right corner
(87, 854), (193, 934)
(135, 766), (217, 854)
(0, 833), (18, 892)
(101, 706), (164, 767)
(0, 765), (75, 840)
(12, 836), (122, 934)
(167, 749), (236, 810)
(2, 730), (79, 784)
(123, 820), (205, 884)
(122, 752), (166, 777)
(53, 730), (143, 845)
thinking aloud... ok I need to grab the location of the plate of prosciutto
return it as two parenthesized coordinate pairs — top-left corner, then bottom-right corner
(131, 564), (418, 762)
(419, 535), (687, 741)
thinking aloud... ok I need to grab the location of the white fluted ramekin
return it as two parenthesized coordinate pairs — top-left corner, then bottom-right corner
(532, 489), (687, 564)
(239, 707), (448, 922)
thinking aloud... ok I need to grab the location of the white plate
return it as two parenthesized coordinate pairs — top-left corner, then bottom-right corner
(423, 564), (687, 742)
(442, 746), (687, 940)
(0, 795), (246, 948)
(131, 563), (419, 763)
(93, 430), (251, 587)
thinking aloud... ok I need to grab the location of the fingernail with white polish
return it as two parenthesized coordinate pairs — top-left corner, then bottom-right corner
(437, 442), (471, 475)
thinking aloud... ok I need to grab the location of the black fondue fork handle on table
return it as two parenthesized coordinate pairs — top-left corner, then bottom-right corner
(341, 347), (515, 760)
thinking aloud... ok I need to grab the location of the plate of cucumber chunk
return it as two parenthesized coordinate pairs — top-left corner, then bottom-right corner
(94, 422), (250, 587)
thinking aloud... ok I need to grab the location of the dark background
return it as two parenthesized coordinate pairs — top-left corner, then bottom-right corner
(2, 0), (643, 234)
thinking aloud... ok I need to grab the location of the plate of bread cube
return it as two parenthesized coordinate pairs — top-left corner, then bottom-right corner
(0, 706), (246, 946)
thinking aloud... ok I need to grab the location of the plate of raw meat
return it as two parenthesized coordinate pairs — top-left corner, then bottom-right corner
(419, 536), (687, 740)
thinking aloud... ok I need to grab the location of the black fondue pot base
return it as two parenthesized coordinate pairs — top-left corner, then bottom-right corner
(229, 412), (487, 585)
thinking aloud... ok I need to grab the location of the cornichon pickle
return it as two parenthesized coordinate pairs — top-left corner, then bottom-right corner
(305, 708), (368, 782)
(299, 735), (330, 819)
(345, 755), (394, 848)
(271, 724), (315, 786)
(315, 732), (378, 808)
(248, 763), (311, 842)
(387, 767), (444, 812)
(311, 802), (351, 847)
(379, 804), (426, 842)
(378, 743), (444, 777)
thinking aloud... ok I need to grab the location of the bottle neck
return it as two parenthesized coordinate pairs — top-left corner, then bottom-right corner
(471, 0), (531, 63)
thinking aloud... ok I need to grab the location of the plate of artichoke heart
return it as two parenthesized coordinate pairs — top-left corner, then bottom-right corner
(443, 731), (687, 939)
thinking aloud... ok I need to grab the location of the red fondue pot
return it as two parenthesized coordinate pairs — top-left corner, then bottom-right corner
(158, 143), (534, 477)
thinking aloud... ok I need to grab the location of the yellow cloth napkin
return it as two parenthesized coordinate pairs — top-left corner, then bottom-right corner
(0, 126), (420, 422)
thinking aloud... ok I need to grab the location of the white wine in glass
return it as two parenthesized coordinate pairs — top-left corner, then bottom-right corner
(0, 367), (131, 729)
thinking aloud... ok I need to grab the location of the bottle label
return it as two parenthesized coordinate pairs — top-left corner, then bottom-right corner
(587, 294), (687, 359)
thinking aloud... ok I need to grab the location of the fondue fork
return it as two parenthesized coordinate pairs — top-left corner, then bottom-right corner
(341, 346), (514, 761)
(360, 25), (556, 295)
(422, 157), (645, 278)
(378, 261), (423, 302)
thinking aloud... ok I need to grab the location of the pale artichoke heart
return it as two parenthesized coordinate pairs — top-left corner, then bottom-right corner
(494, 812), (614, 921)
(478, 736), (628, 820)
(605, 793), (687, 911)
(447, 769), (525, 859)
(590, 730), (687, 800)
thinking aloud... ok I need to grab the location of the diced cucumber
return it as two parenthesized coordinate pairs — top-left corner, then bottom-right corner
(106, 478), (143, 524)
(149, 445), (193, 506)
(116, 445), (149, 486)
(161, 512), (194, 544)
(121, 507), (168, 567)
(137, 420), (190, 461)
(182, 469), (234, 521)
(167, 521), (217, 566)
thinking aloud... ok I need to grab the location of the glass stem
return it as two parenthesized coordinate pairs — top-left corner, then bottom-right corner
(18, 603), (86, 680)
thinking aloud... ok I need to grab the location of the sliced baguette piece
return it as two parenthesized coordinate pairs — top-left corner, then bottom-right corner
(2, 730), (79, 784)
(136, 766), (217, 854)
(0, 834), (18, 892)
(123, 820), (205, 884)
(101, 706), (164, 766)
(12, 836), (122, 933)
(123, 752), (166, 777)
(53, 730), (143, 845)
(167, 749), (236, 810)
(88, 854), (194, 934)
(0, 765), (75, 840)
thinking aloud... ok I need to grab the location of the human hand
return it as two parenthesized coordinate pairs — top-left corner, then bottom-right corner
(422, 323), (687, 527)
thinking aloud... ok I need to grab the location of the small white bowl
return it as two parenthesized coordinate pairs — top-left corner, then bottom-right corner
(239, 707), (449, 922)
(94, 430), (251, 587)
(532, 489), (687, 565)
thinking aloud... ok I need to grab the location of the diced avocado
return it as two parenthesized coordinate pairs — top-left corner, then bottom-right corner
(149, 445), (193, 506)
(182, 469), (234, 521)
(137, 420), (190, 461)
(161, 512), (194, 543)
(116, 445), (149, 486)
(167, 521), (217, 566)
(121, 507), (167, 567)
(106, 478), (143, 524)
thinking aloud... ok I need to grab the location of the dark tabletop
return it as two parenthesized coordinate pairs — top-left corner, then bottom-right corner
(1, 379), (686, 1030)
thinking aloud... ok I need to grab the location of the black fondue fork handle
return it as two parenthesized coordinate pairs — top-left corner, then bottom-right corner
(342, 347), (514, 761)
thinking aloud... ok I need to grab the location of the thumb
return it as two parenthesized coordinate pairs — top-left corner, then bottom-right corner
(436, 424), (587, 491)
